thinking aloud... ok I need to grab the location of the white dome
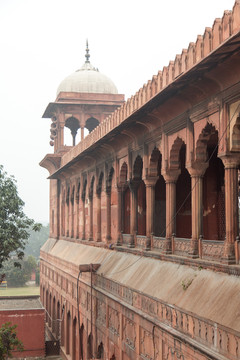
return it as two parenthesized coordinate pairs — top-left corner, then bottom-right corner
(57, 61), (118, 96)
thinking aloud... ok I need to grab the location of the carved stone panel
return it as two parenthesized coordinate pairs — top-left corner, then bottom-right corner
(123, 316), (136, 350)
(108, 306), (120, 336)
(96, 298), (106, 327)
(140, 327), (154, 360)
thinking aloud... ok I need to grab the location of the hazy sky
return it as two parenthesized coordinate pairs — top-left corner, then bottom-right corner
(0, 0), (235, 223)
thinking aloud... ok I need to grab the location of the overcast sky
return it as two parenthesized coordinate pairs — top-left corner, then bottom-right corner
(0, 0), (235, 224)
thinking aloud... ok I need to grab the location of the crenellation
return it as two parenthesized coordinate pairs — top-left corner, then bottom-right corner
(222, 10), (233, 40)
(187, 42), (195, 68)
(232, 0), (240, 34)
(212, 18), (222, 50)
(195, 35), (203, 63)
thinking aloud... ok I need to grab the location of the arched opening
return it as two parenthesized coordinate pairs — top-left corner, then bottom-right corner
(72, 317), (77, 360)
(176, 144), (191, 238)
(231, 115), (240, 151)
(65, 116), (80, 146)
(151, 149), (166, 237)
(133, 155), (146, 235)
(56, 301), (60, 339)
(85, 117), (99, 134)
(52, 297), (56, 335)
(87, 333), (93, 360)
(96, 342), (104, 359)
(80, 324), (84, 360)
(61, 304), (65, 347)
(66, 311), (71, 354)
(46, 290), (49, 324)
(203, 132), (225, 240)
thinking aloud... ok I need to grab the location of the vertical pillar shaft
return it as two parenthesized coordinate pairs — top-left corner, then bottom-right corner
(81, 127), (84, 141)
(222, 162), (239, 262)
(190, 175), (203, 256)
(89, 196), (93, 241)
(129, 181), (138, 247)
(145, 178), (157, 250)
(106, 190), (111, 241)
(96, 193), (101, 242)
(117, 185), (123, 245)
(81, 197), (85, 240)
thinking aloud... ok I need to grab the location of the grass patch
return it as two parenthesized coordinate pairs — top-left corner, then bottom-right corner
(0, 286), (40, 297)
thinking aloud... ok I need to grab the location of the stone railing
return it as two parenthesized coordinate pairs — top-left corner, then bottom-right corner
(200, 239), (224, 261)
(60, 1), (240, 169)
(94, 274), (240, 360)
(174, 237), (191, 257)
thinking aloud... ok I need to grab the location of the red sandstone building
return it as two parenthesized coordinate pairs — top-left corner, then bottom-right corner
(0, 296), (45, 359)
(40, 3), (240, 359)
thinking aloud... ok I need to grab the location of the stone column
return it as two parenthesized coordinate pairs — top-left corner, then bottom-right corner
(96, 189), (101, 242)
(188, 164), (208, 257)
(129, 180), (139, 247)
(89, 193), (93, 241)
(106, 186), (112, 242)
(163, 170), (180, 253)
(81, 127), (84, 141)
(221, 156), (239, 263)
(76, 195), (79, 239)
(81, 194), (86, 240)
(144, 177), (158, 250)
(116, 184), (124, 245)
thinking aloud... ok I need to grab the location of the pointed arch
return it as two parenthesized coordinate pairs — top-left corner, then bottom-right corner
(120, 162), (128, 184)
(170, 137), (185, 170)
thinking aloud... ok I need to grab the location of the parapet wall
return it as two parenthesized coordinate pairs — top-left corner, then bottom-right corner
(61, 0), (240, 168)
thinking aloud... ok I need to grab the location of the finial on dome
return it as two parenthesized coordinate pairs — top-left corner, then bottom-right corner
(85, 39), (90, 63)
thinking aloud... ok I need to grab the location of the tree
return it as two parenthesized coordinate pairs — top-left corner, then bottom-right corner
(2, 256), (38, 287)
(0, 322), (24, 359)
(24, 223), (49, 258)
(0, 165), (41, 270)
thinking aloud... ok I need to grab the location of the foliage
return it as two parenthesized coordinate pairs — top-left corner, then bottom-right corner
(24, 223), (49, 258)
(0, 322), (24, 359)
(2, 256), (37, 287)
(0, 165), (41, 269)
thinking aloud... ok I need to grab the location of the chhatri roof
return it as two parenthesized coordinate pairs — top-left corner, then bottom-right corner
(56, 41), (118, 96)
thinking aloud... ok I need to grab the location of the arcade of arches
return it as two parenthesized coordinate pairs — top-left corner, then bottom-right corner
(40, 5), (240, 360)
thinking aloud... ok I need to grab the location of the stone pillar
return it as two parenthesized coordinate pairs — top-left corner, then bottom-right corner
(163, 170), (180, 253)
(188, 164), (208, 257)
(116, 185), (124, 245)
(96, 190), (101, 242)
(89, 193), (93, 241)
(221, 156), (239, 263)
(81, 195), (86, 240)
(106, 186), (112, 242)
(81, 127), (84, 141)
(76, 195), (79, 239)
(129, 180), (139, 247)
(144, 177), (158, 250)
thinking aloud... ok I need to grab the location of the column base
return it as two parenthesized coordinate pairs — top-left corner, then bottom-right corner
(221, 256), (236, 265)
(145, 236), (151, 251)
(161, 238), (172, 254)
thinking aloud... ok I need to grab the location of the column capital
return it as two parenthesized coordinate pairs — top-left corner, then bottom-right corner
(162, 169), (180, 183)
(187, 162), (208, 178)
(219, 154), (240, 169)
(144, 176), (158, 187)
(128, 179), (140, 192)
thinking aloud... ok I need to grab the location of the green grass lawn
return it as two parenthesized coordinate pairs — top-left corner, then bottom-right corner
(0, 286), (40, 297)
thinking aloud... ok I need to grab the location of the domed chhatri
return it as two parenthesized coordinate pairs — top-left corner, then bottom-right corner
(57, 41), (118, 96)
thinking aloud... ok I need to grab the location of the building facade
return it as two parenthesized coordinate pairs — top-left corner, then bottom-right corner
(40, 3), (240, 359)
